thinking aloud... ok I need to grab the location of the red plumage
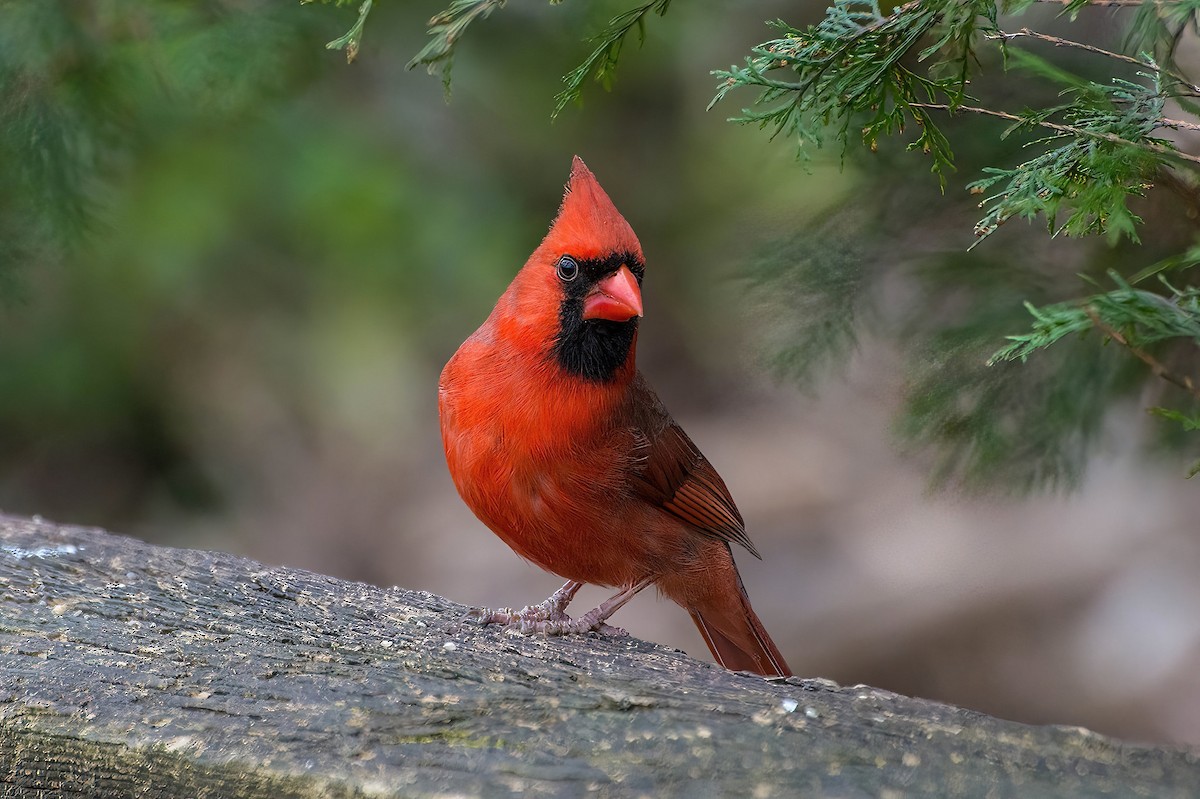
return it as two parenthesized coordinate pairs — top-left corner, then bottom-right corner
(439, 157), (791, 677)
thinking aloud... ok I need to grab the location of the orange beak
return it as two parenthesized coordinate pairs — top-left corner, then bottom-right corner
(581, 264), (643, 322)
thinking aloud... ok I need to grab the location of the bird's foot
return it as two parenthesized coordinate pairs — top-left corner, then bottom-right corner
(519, 610), (629, 637)
(527, 602), (629, 636)
(464, 580), (587, 633)
(465, 578), (649, 638)
(465, 605), (627, 637)
(464, 602), (570, 629)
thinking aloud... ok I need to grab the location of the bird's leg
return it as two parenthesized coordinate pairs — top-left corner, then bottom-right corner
(467, 577), (654, 637)
(466, 580), (582, 627)
(541, 579), (584, 617)
(519, 577), (654, 636)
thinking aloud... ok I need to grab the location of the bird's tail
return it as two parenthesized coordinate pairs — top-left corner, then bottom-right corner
(687, 566), (792, 678)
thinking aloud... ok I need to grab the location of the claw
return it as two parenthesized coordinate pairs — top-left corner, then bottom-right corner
(464, 604), (524, 624)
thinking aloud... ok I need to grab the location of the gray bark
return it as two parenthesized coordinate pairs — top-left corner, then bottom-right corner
(0, 513), (1196, 798)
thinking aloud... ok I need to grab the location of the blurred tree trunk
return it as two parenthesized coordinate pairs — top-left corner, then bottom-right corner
(0, 514), (1197, 798)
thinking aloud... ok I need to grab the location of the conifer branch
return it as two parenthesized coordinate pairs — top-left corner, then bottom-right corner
(406, 0), (509, 83)
(1031, 0), (1177, 6)
(1160, 118), (1200, 131)
(908, 102), (1200, 166)
(991, 29), (1147, 69)
(553, 0), (673, 116)
(1084, 306), (1200, 400)
(989, 29), (1200, 95)
(304, 0), (375, 64)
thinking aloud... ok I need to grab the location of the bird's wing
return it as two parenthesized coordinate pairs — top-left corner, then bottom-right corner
(626, 377), (761, 558)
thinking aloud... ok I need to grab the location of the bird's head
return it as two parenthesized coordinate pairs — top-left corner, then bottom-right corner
(511, 156), (645, 383)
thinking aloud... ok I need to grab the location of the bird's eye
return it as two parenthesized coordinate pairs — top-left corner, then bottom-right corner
(556, 256), (579, 282)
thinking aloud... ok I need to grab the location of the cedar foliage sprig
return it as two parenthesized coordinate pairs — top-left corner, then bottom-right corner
(0, 2), (306, 301)
(991, 273), (1200, 365)
(707, 0), (988, 185)
(406, 0), (509, 84)
(708, 0), (1200, 479)
(552, 0), (672, 117)
(304, 0), (374, 63)
(403, 1), (671, 111)
(710, 1), (1199, 231)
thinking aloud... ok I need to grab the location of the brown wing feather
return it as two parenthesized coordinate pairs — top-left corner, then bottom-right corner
(627, 376), (761, 558)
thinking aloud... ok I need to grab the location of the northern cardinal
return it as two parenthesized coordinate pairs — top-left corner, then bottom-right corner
(439, 157), (791, 677)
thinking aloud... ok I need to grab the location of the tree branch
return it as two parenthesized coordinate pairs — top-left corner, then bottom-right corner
(3, 515), (1200, 797)
(988, 28), (1200, 96)
(1085, 305), (1200, 400)
(1032, 0), (1180, 7)
(991, 28), (1148, 68)
(907, 102), (1200, 167)
(1160, 118), (1200, 132)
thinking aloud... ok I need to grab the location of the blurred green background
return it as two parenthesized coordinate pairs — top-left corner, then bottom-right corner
(4, 0), (1200, 746)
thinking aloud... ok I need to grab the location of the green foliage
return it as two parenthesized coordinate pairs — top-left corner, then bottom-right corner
(991, 274), (1200, 365)
(0, 0), (332, 520)
(407, 0), (672, 111)
(316, 0), (374, 63)
(1130, 241), (1200, 283)
(708, 0), (991, 181)
(552, 0), (672, 117)
(1122, 0), (1200, 62)
(710, 1), (1200, 238)
(702, 0), (1200, 485)
(966, 68), (1174, 245)
(743, 228), (866, 392)
(900, 330), (1136, 491)
(1150, 407), (1200, 431)
(990, 271), (1200, 470)
(406, 0), (508, 83)
(0, 1), (310, 296)
(1148, 406), (1200, 475)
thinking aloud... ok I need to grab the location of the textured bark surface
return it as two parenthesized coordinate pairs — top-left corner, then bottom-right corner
(0, 513), (1197, 798)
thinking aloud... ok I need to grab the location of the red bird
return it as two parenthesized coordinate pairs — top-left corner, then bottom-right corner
(439, 157), (791, 677)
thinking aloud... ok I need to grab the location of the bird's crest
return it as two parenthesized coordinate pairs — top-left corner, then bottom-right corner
(541, 156), (642, 261)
